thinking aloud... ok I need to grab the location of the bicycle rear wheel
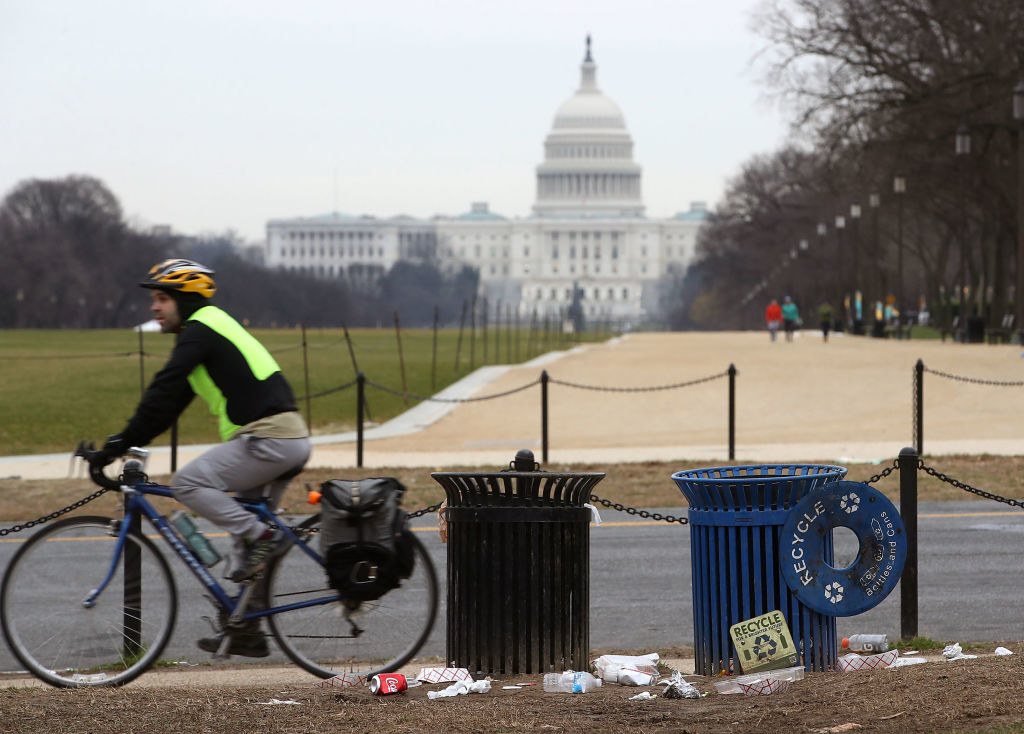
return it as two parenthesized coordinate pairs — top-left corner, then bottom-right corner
(1, 516), (177, 687)
(267, 519), (438, 679)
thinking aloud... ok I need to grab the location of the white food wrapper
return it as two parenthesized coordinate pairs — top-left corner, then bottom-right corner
(417, 667), (474, 684)
(887, 657), (928, 668)
(593, 652), (659, 682)
(617, 667), (657, 686)
(426, 679), (491, 699)
(629, 691), (657, 701)
(837, 649), (899, 672)
(738, 678), (790, 696)
(584, 503), (602, 526)
(942, 643), (978, 661)
(994, 647), (1014, 656)
(315, 671), (367, 688)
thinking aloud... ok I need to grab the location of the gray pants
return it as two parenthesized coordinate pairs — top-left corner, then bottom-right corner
(172, 434), (311, 542)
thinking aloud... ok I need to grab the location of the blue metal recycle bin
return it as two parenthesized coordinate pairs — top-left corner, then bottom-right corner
(673, 464), (848, 675)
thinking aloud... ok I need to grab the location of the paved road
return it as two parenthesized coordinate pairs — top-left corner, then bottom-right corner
(1, 500), (1021, 673)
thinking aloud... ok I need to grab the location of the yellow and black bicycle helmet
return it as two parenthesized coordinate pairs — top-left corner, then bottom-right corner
(139, 259), (216, 298)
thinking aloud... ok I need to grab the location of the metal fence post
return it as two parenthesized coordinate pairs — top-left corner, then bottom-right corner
(898, 446), (919, 640)
(914, 359), (924, 455)
(541, 370), (549, 464)
(728, 363), (736, 460)
(356, 372), (365, 468)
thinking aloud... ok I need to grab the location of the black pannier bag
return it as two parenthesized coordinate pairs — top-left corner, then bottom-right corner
(319, 477), (416, 602)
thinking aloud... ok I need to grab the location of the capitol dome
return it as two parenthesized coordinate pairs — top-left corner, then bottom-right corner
(533, 36), (644, 218)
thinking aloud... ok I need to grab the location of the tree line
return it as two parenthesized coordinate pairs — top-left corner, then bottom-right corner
(672, 0), (1024, 331)
(0, 176), (479, 329)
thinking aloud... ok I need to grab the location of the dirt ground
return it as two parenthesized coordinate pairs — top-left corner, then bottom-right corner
(3, 647), (1022, 733)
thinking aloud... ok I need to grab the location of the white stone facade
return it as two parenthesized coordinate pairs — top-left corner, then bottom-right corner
(265, 38), (707, 325)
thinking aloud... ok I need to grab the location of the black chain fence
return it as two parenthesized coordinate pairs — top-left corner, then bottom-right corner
(364, 377), (541, 404)
(0, 487), (110, 537)
(922, 365), (1024, 387)
(548, 370), (729, 393)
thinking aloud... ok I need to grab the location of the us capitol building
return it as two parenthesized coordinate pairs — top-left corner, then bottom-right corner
(265, 38), (707, 325)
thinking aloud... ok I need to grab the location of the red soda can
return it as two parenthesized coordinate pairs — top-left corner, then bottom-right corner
(369, 672), (408, 695)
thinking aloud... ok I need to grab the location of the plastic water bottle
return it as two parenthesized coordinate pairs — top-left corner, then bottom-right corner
(543, 671), (602, 693)
(842, 634), (889, 654)
(170, 511), (222, 567)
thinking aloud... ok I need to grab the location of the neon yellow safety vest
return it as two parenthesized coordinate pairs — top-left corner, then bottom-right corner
(186, 306), (282, 441)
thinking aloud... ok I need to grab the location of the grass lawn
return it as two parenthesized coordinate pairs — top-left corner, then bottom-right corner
(0, 325), (599, 456)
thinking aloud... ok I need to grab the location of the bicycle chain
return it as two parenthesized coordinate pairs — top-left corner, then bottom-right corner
(918, 460), (1024, 508)
(0, 487), (110, 537)
(589, 494), (688, 525)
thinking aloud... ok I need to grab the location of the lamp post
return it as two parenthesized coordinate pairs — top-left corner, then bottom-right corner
(834, 214), (846, 330)
(850, 203), (862, 333)
(1014, 81), (1024, 343)
(894, 176), (907, 336)
(869, 193), (881, 336)
(955, 124), (971, 341)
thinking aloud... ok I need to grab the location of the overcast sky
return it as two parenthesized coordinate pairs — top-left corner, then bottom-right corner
(1, 0), (790, 242)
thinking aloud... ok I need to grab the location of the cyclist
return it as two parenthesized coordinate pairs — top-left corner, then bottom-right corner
(92, 258), (311, 657)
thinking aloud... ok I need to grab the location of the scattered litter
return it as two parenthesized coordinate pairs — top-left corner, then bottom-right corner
(942, 643), (978, 661)
(583, 502), (603, 526)
(543, 671), (602, 693)
(994, 647), (1014, 656)
(502, 686), (522, 691)
(712, 665), (805, 694)
(170, 660), (199, 667)
(738, 678), (790, 696)
(887, 657), (928, 668)
(593, 653), (659, 684)
(813, 724), (863, 733)
(659, 670), (702, 699)
(370, 673), (410, 695)
(427, 679), (492, 699)
(629, 691), (657, 701)
(838, 649), (899, 672)
(417, 667), (473, 684)
(514, 682), (536, 686)
(256, 699), (300, 706)
(315, 671), (367, 688)
(903, 650), (920, 655)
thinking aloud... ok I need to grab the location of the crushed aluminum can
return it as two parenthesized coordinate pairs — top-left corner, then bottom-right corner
(369, 672), (408, 695)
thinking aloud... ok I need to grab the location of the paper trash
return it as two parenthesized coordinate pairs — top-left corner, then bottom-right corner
(994, 647), (1014, 656)
(426, 679), (491, 700)
(713, 665), (805, 694)
(738, 678), (790, 696)
(315, 672), (367, 688)
(417, 667), (474, 684)
(594, 653), (659, 683)
(659, 670), (701, 699)
(887, 657), (928, 668)
(942, 643), (978, 661)
(837, 649), (899, 672)
(629, 691), (657, 701)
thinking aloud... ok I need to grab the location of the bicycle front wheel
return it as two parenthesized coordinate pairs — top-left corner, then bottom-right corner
(267, 525), (438, 679)
(1, 516), (177, 687)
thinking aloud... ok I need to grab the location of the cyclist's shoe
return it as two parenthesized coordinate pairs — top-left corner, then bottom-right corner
(197, 630), (270, 658)
(228, 528), (290, 582)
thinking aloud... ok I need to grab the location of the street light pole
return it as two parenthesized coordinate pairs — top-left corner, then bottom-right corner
(955, 124), (971, 342)
(869, 193), (881, 336)
(835, 214), (846, 330)
(850, 203), (862, 333)
(1014, 81), (1024, 343)
(894, 176), (907, 336)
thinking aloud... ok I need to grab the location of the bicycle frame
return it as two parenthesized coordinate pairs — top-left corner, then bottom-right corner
(86, 480), (338, 625)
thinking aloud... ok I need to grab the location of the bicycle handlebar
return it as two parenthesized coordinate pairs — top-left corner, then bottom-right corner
(74, 440), (133, 491)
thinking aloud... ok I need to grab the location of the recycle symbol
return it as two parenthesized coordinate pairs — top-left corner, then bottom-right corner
(751, 634), (777, 660)
(824, 581), (845, 604)
(840, 492), (860, 514)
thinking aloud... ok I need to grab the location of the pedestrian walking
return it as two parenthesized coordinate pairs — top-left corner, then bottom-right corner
(765, 299), (782, 342)
(781, 296), (800, 342)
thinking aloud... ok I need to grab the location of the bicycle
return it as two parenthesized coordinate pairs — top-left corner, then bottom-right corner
(0, 444), (438, 688)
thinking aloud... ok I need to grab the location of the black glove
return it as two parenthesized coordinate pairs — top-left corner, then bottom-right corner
(92, 434), (126, 468)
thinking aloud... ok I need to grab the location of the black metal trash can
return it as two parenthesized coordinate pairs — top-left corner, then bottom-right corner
(431, 451), (604, 675)
(673, 464), (847, 675)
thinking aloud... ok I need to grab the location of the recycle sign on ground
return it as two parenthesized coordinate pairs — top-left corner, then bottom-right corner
(780, 480), (908, 617)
